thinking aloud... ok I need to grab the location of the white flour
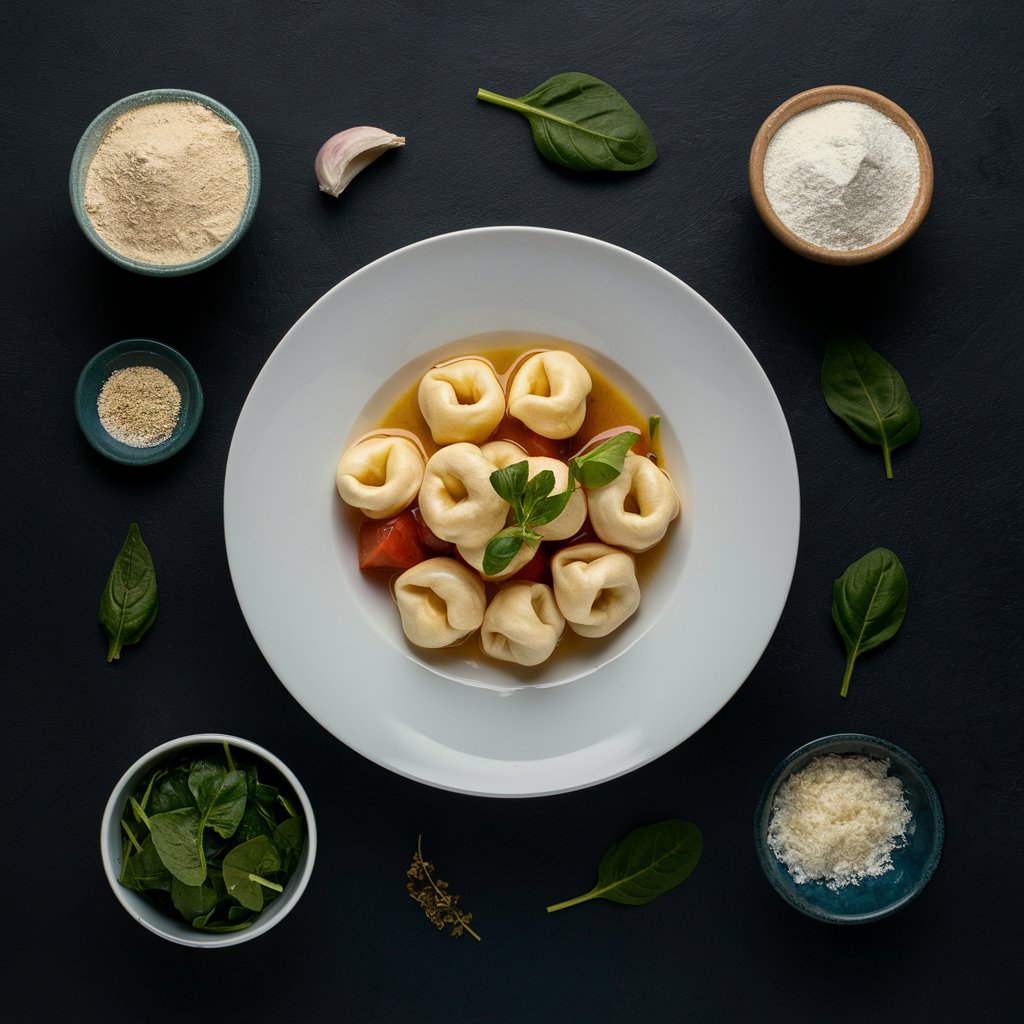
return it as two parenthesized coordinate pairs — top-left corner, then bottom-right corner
(763, 100), (920, 251)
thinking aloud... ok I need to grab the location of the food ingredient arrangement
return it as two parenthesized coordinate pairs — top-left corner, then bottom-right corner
(75, 66), (940, 937)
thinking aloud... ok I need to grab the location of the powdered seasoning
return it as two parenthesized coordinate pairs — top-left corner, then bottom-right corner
(97, 366), (182, 447)
(763, 100), (920, 251)
(84, 100), (249, 265)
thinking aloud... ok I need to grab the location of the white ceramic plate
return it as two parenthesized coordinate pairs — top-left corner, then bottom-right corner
(224, 227), (799, 797)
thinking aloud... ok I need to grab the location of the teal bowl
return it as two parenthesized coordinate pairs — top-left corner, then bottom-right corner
(69, 89), (260, 276)
(754, 733), (944, 924)
(75, 339), (203, 465)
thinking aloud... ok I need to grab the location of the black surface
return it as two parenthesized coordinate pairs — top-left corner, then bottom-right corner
(3, 1), (1022, 1020)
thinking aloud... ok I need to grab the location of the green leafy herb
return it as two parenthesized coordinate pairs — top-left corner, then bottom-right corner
(569, 430), (640, 488)
(99, 522), (159, 662)
(648, 414), (661, 445)
(117, 741), (306, 932)
(832, 547), (909, 698)
(477, 73), (657, 172)
(407, 835), (480, 940)
(482, 430), (640, 575)
(546, 820), (702, 913)
(821, 331), (920, 479)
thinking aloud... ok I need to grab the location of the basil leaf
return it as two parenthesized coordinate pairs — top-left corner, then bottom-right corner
(648, 414), (660, 444)
(521, 468), (556, 517)
(529, 487), (576, 527)
(569, 430), (640, 488)
(489, 462), (529, 508)
(99, 522), (158, 662)
(477, 73), (657, 172)
(832, 547), (909, 698)
(546, 820), (703, 912)
(483, 526), (527, 576)
(821, 331), (920, 479)
(222, 836), (282, 912)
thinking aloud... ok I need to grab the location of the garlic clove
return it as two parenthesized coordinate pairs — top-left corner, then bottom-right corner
(314, 126), (405, 198)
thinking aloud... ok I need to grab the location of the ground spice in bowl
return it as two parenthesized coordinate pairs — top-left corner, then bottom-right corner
(97, 365), (182, 448)
(84, 100), (249, 266)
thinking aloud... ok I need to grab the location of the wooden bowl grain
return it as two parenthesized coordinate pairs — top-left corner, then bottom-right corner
(749, 85), (933, 265)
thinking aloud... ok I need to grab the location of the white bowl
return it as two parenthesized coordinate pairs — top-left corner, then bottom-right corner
(100, 733), (316, 947)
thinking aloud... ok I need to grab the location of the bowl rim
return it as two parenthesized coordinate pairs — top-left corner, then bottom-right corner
(748, 84), (934, 265)
(99, 732), (317, 948)
(753, 732), (944, 924)
(74, 337), (204, 465)
(69, 88), (261, 276)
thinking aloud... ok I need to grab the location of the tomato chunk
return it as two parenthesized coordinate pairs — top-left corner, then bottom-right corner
(410, 506), (455, 556)
(506, 545), (551, 585)
(358, 512), (428, 573)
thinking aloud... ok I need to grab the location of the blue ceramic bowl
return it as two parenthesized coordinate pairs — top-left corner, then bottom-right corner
(754, 733), (944, 924)
(69, 89), (260, 276)
(75, 338), (203, 465)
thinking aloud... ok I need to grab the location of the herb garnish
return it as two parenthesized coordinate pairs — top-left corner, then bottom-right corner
(546, 820), (703, 913)
(99, 522), (159, 662)
(407, 836), (480, 940)
(476, 73), (657, 173)
(118, 741), (306, 931)
(832, 547), (909, 698)
(482, 430), (640, 575)
(821, 331), (920, 479)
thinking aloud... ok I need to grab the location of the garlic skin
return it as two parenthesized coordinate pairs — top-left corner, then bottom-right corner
(314, 127), (405, 197)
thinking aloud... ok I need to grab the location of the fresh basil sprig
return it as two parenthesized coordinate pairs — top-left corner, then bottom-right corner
(482, 431), (641, 575)
(476, 73), (657, 172)
(482, 463), (575, 576)
(832, 547), (909, 698)
(821, 331), (920, 479)
(546, 820), (703, 913)
(99, 522), (159, 662)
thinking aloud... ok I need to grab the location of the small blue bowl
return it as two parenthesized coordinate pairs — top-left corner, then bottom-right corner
(75, 338), (203, 465)
(754, 733), (944, 924)
(69, 89), (260, 276)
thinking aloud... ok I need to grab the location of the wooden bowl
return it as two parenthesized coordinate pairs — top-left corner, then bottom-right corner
(749, 85), (933, 265)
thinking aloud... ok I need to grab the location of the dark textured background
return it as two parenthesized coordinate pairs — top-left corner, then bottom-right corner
(2, 1), (1021, 1019)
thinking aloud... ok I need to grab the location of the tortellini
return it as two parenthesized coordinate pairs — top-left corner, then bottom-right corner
(550, 543), (641, 638)
(418, 358), (505, 445)
(394, 558), (486, 648)
(507, 351), (593, 439)
(457, 535), (536, 582)
(526, 456), (587, 541)
(336, 434), (425, 519)
(417, 443), (509, 547)
(587, 453), (681, 553)
(480, 583), (565, 666)
(480, 439), (528, 469)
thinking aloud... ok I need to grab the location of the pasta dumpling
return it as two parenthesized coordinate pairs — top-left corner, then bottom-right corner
(457, 535), (536, 582)
(507, 351), (592, 439)
(587, 453), (681, 552)
(480, 439), (528, 469)
(550, 542), (641, 638)
(480, 582), (565, 666)
(418, 358), (505, 444)
(394, 558), (486, 648)
(526, 456), (587, 541)
(418, 442), (508, 547)
(336, 434), (425, 519)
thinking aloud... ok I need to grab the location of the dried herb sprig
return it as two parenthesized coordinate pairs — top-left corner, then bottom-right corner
(406, 835), (481, 940)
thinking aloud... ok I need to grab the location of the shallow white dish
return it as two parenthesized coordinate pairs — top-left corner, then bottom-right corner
(224, 227), (799, 796)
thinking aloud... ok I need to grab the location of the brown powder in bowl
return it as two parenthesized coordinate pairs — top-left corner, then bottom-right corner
(84, 100), (249, 266)
(97, 365), (182, 447)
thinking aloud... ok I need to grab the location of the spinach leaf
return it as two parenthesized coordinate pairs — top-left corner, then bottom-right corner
(477, 73), (657, 172)
(821, 331), (920, 479)
(222, 836), (283, 912)
(832, 547), (909, 698)
(187, 760), (247, 839)
(171, 877), (219, 923)
(119, 834), (172, 893)
(546, 820), (702, 913)
(148, 807), (206, 886)
(99, 522), (159, 662)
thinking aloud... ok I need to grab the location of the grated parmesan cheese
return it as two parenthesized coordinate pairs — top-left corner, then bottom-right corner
(767, 753), (912, 890)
